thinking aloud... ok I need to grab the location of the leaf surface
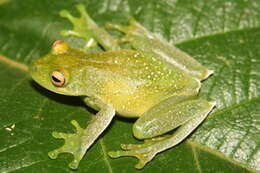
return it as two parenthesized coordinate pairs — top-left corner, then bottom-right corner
(0, 0), (259, 172)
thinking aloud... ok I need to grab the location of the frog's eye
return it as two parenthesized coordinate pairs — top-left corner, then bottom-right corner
(51, 70), (66, 87)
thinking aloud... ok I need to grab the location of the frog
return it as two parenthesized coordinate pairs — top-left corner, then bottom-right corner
(29, 4), (216, 170)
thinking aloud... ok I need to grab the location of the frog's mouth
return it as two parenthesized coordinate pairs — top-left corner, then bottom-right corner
(29, 61), (55, 93)
(29, 59), (44, 84)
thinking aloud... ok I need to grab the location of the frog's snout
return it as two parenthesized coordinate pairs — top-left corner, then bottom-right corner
(29, 58), (43, 78)
(29, 59), (38, 73)
(29, 65), (37, 75)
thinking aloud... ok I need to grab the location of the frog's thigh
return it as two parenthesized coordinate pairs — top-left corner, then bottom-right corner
(133, 96), (215, 139)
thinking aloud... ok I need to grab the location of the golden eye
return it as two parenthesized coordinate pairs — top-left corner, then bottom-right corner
(51, 70), (65, 87)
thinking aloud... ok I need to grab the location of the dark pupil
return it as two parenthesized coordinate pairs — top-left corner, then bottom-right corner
(52, 76), (61, 83)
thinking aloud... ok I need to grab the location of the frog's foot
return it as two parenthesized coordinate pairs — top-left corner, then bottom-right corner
(105, 22), (134, 43)
(59, 4), (97, 48)
(108, 140), (162, 169)
(106, 17), (145, 42)
(106, 22), (129, 34)
(60, 4), (120, 50)
(106, 17), (139, 32)
(48, 120), (87, 170)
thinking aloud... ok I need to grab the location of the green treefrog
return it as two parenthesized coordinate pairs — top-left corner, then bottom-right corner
(29, 4), (216, 170)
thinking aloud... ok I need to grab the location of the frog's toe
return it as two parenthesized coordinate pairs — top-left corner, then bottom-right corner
(108, 145), (156, 169)
(120, 143), (147, 150)
(69, 158), (80, 170)
(48, 144), (74, 160)
(75, 3), (88, 17)
(108, 150), (141, 159)
(107, 150), (123, 158)
(105, 18), (142, 46)
(106, 22), (129, 33)
(52, 131), (69, 139)
(135, 159), (147, 169)
(48, 120), (87, 169)
(48, 149), (61, 159)
(108, 149), (154, 169)
(49, 148), (81, 170)
(70, 120), (83, 132)
(60, 10), (77, 23)
(128, 16), (138, 25)
(59, 4), (97, 47)
(106, 16), (139, 33)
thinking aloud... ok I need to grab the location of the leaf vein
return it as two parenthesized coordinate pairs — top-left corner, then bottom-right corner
(208, 96), (260, 120)
(190, 144), (202, 173)
(99, 139), (113, 173)
(191, 2), (207, 37)
(0, 56), (27, 71)
(175, 26), (260, 45)
(207, 65), (226, 101)
(4, 160), (43, 173)
(0, 137), (31, 153)
(187, 140), (259, 173)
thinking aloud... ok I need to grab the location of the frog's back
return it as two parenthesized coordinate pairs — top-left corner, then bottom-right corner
(80, 50), (200, 117)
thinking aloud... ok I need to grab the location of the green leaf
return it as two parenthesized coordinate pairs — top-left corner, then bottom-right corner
(0, 0), (259, 172)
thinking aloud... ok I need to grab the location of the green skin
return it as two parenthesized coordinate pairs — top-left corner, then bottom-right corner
(30, 4), (216, 170)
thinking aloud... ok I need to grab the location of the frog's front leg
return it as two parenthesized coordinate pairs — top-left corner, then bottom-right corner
(48, 97), (115, 169)
(108, 96), (215, 169)
(60, 4), (120, 50)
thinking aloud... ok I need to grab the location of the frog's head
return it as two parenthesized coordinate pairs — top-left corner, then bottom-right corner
(29, 40), (86, 96)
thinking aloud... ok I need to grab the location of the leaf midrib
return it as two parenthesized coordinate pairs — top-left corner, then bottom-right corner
(0, 55), (28, 71)
(175, 26), (260, 45)
(208, 96), (259, 120)
(187, 140), (258, 173)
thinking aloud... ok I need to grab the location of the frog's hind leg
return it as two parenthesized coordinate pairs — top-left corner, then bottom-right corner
(60, 4), (120, 50)
(108, 96), (215, 169)
(107, 17), (213, 80)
